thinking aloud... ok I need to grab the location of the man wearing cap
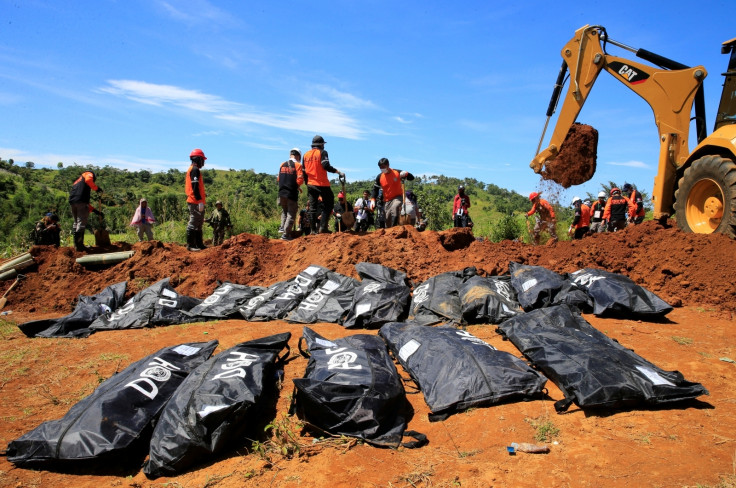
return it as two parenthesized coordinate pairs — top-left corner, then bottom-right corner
(527, 192), (557, 245)
(371, 158), (414, 228)
(333, 191), (353, 232)
(303, 135), (345, 234)
(277, 148), (305, 241)
(207, 201), (232, 246)
(130, 198), (156, 241)
(623, 183), (645, 224)
(186, 148), (207, 251)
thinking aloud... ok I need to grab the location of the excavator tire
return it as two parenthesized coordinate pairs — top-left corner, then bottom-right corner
(674, 155), (736, 238)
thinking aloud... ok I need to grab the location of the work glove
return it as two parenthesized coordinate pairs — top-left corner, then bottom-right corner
(568, 225), (574, 236)
(338, 171), (345, 178)
(198, 202), (204, 212)
(400, 171), (408, 179)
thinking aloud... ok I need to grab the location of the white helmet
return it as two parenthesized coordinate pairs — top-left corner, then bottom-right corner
(571, 196), (581, 205)
(598, 191), (606, 198)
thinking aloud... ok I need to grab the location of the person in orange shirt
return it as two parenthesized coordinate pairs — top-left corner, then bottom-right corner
(622, 183), (645, 224)
(603, 187), (634, 232)
(277, 148), (304, 241)
(185, 148), (207, 251)
(568, 196), (591, 240)
(303, 135), (345, 234)
(526, 192), (557, 245)
(68, 170), (103, 252)
(371, 158), (414, 227)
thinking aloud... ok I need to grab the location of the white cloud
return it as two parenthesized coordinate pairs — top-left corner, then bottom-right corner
(607, 160), (650, 168)
(154, 0), (239, 28)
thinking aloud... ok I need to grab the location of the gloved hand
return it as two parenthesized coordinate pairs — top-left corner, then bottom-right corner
(198, 202), (204, 212)
(338, 171), (345, 178)
(568, 225), (574, 236)
(400, 171), (408, 179)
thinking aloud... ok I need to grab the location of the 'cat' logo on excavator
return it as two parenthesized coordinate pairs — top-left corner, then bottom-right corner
(608, 61), (650, 85)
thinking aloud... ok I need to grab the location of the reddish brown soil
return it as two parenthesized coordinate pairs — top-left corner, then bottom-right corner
(1, 223), (735, 487)
(542, 123), (598, 188)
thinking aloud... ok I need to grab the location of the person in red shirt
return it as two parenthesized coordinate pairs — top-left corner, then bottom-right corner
(622, 183), (645, 224)
(185, 148), (207, 251)
(371, 158), (414, 227)
(568, 196), (591, 240)
(303, 135), (345, 234)
(68, 170), (103, 252)
(526, 192), (557, 245)
(453, 185), (472, 228)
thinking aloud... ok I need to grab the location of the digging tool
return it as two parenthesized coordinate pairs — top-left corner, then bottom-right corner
(338, 174), (355, 230)
(398, 179), (412, 226)
(94, 197), (111, 247)
(0, 274), (24, 311)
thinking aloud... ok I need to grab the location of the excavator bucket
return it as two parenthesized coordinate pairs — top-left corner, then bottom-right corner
(540, 123), (598, 188)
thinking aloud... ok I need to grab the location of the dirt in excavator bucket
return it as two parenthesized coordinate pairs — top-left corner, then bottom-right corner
(541, 123), (598, 188)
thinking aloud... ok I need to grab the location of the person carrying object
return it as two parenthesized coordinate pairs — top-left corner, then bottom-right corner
(371, 158), (414, 228)
(277, 148), (304, 240)
(68, 169), (103, 252)
(303, 135), (345, 234)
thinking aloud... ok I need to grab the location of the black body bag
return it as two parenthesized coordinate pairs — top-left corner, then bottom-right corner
(497, 305), (708, 412)
(380, 322), (546, 420)
(144, 333), (291, 478)
(568, 268), (673, 318)
(239, 281), (287, 320)
(408, 267), (477, 325)
(343, 263), (411, 329)
(249, 265), (330, 321)
(18, 281), (127, 338)
(509, 262), (591, 312)
(286, 271), (360, 324)
(459, 275), (520, 324)
(291, 327), (407, 447)
(188, 282), (266, 320)
(6, 340), (218, 469)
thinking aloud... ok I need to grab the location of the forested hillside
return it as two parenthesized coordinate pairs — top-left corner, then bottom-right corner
(0, 158), (566, 255)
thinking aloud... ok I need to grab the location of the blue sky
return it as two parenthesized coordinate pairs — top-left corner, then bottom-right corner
(0, 0), (732, 203)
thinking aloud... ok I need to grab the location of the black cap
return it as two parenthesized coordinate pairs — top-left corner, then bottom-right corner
(312, 135), (325, 145)
(378, 158), (389, 167)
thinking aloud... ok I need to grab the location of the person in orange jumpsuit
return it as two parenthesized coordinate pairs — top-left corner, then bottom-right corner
(526, 192), (557, 245)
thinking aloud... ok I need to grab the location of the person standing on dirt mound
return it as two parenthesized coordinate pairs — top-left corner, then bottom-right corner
(207, 201), (232, 246)
(303, 135), (345, 234)
(68, 170), (103, 252)
(277, 148), (304, 241)
(353, 189), (374, 232)
(569, 196), (591, 240)
(603, 187), (634, 232)
(526, 192), (557, 245)
(453, 185), (472, 228)
(589, 191), (608, 234)
(371, 158), (414, 228)
(185, 148), (207, 251)
(130, 198), (156, 242)
(333, 191), (353, 232)
(622, 183), (645, 224)
(33, 213), (62, 247)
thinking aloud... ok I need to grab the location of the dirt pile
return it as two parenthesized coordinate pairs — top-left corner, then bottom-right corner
(3, 220), (735, 315)
(541, 122), (598, 188)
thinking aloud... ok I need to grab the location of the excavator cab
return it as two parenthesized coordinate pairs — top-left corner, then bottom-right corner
(714, 37), (736, 132)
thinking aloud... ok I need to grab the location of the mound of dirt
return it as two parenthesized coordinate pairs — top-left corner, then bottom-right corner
(4, 220), (735, 314)
(541, 122), (598, 188)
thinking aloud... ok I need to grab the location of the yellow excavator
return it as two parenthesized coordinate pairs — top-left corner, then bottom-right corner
(531, 25), (736, 237)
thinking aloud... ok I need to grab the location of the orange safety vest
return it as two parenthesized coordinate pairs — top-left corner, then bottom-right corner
(575, 204), (591, 229)
(527, 198), (556, 220)
(303, 148), (331, 187)
(186, 164), (206, 204)
(378, 169), (404, 201)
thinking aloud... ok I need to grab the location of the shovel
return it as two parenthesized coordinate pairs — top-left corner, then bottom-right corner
(398, 179), (412, 226)
(94, 197), (111, 247)
(0, 274), (24, 311)
(338, 174), (355, 230)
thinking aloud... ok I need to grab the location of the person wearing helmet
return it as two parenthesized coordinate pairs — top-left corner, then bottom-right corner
(206, 200), (232, 246)
(568, 196), (591, 240)
(453, 185), (472, 228)
(278, 148), (305, 241)
(526, 191), (557, 245)
(603, 187), (635, 232)
(303, 135), (345, 234)
(332, 191), (353, 232)
(130, 198), (156, 242)
(69, 169), (103, 252)
(185, 148), (207, 251)
(371, 158), (414, 228)
(589, 191), (608, 234)
(622, 183), (645, 224)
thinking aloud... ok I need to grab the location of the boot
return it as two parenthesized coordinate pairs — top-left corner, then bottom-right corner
(196, 230), (206, 249)
(186, 230), (200, 251)
(74, 231), (86, 252)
